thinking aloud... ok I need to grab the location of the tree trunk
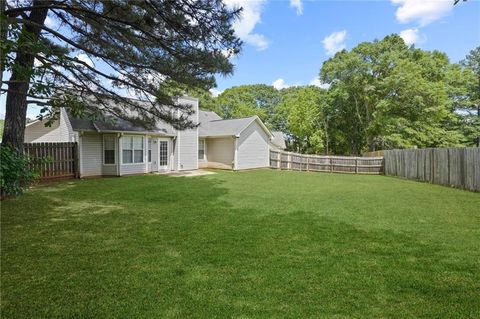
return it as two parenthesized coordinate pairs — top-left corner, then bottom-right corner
(3, 1), (50, 151)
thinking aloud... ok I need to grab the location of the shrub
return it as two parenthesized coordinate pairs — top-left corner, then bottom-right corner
(0, 145), (40, 197)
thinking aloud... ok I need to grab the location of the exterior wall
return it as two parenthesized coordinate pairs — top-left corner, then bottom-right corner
(236, 121), (270, 170)
(24, 109), (75, 143)
(121, 163), (145, 175)
(206, 137), (234, 169)
(176, 97), (198, 170)
(80, 133), (102, 177)
(150, 137), (159, 172)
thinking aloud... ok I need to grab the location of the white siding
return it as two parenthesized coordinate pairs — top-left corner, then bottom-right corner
(102, 165), (117, 175)
(121, 164), (145, 175)
(80, 133), (102, 177)
(150, 137), (158, 172)
(206, 137), (234, 169)
(176, 97), (198, 170)
(24, 109), (74, 143)
(236, 121), (270, 170)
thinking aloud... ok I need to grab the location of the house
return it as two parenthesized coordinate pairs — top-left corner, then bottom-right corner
(24, 96), (286, 177)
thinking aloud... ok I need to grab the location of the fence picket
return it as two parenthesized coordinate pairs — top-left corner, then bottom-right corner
(269, 150), (383, 175)
(384, 148), (479, 192)
(22, 142), (78, 180)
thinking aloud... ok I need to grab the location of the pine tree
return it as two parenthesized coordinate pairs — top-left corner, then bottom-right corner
(1, 0), (242, 150)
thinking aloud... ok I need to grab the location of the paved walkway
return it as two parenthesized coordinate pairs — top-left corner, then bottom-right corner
(156, 169), (217, 177)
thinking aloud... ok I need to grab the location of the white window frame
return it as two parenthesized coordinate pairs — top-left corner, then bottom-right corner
(122, 135), (144, 165)
(103, 135), (116, 165)
(158, 138), (169, 169)
(147, 138), (152, 163)
(198, 139), (206, 160)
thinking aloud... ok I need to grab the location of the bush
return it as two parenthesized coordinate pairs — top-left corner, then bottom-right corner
(0, 145), (40, 197)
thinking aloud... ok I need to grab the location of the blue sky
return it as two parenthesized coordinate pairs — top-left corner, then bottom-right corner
(215, 0), (480, 93)
(1, 0), (479, 118)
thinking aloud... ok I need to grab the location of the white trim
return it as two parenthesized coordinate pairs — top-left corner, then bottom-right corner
(78, 133), (84, 177)
(147, 137), (152, 163)
(198, 138), (206, 161)
(102, 134), (117, 165)
(158, 138), (170, 171)
(234, 136), (238, 170)
(117, 133), (121, 176)
(238, 116), (273, 139)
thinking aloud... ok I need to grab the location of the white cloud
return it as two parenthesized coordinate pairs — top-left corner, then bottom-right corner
(322, 30), (347, 56)
(76, 54), (94, 67)
(399, 28), (425, 46)
(290, 0), (303, 15)
(209, 88), (223, 97)
(309, 77), (330, 89)
(272, 78), (290, 90)
(224, 0), (269, 51)
(391, 0), (453, 26)
(44, 15), (55, 28)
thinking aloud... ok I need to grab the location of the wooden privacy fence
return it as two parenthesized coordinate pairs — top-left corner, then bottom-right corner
(384, 148), (480, 192)
(269, 150), (383, 174)
(24, 142), (79, 180)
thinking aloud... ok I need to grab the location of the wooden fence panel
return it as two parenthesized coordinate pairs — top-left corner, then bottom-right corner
(384, 147), (480, 192)
(269, 150), (383, 175)
(23, 142), (78, 180)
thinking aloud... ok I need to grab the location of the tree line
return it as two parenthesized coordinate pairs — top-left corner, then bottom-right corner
(196, 36), (479, 155)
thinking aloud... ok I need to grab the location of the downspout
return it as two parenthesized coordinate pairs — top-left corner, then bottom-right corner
(116, 133), (121, 176)
(234, 134), (239, 171)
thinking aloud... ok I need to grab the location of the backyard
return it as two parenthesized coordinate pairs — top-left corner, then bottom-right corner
(1, 169), (479, 318)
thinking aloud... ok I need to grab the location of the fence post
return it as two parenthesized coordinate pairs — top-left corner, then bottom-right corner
(306, 155), (309, 171)
(277, 152), (281, 169)
(329, 156), (332, 173)
(355, 157), (358, 174)
(288, 152), (291, 170)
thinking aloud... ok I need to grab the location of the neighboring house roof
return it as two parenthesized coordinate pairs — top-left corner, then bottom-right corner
(271, 131), (286, 150)
(198, 111), (273, 139)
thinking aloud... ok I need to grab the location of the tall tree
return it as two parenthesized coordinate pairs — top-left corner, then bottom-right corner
(277, 86), (327, 153)
(1, 0), (241, 150)
(459, 47), (480, 146)
(321, 35), (464, 155)
(213, 84), (282, 129)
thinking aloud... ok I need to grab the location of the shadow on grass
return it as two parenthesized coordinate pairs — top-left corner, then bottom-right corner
(1, 175), (479, 318)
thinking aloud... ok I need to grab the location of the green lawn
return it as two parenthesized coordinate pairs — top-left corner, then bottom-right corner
(1, 170), (479, 318)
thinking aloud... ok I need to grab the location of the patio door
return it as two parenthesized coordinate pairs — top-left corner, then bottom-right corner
(158, 139), (169, 171)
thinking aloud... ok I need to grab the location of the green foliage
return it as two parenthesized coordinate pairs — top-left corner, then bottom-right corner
(278, 86), (327, 153)
(214, 85), (282, 129)
(0, 145), (40, 196)
(2, 0), (242, 149)
(320, 35), (470, 154)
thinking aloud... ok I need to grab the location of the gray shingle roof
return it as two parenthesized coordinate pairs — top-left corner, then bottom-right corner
(68, 112), (176, 135)
(67, 103), (270, 139)
(271, 131), (286, 149)
(199, 114), (257, 137)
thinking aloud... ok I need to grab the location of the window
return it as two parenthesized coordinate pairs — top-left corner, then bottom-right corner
(104, 135), (116, 164)
(148, 138), (152, 162)
(122, 136), (144, 164)
(159, 141), (168, 166)
(198, 139), (205, 160)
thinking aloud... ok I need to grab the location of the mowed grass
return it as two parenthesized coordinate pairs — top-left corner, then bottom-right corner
(1, 169), (479, 318)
